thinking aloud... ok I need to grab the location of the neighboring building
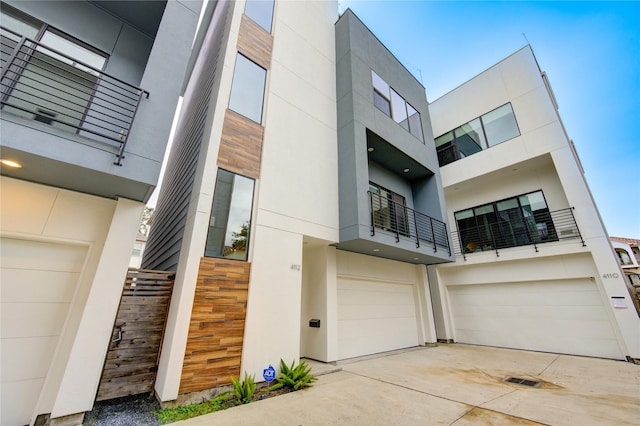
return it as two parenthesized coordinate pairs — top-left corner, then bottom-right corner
(0, 1), (201, 424)
(610, 237), (640, 311)
(611, 237), (640, 270)
(129, 232), (148, 269)
(143, 0), (639, 406)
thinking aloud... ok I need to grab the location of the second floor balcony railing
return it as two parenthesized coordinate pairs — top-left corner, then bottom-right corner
(368, 191), (451, 255)
(451, 207), (585, 260)
(0, 26), (148, 165)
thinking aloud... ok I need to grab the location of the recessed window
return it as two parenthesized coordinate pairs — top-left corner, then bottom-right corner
(205, 169), (255, 261)
(228, 53), (267, 123)
(371, 70), (423, 142)
(244, 0), (274, 33)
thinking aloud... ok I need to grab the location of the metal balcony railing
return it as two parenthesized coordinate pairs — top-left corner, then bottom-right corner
(368, 191), (451, 255)
(451, 207), (585, 260)
(0, 27), (148, 165)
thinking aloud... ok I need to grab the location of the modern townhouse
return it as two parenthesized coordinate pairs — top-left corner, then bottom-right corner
(144, 0), (639, 407)
(428, 46), (639, 362)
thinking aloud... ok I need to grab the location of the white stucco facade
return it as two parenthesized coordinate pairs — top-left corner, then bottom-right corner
(241, 0), (340, 378)
(428, 47), (640, 360)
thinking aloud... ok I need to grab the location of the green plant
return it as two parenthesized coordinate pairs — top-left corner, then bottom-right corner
(268, 359), (317, 391)
(153, 394), (229, 424)
(230, 372), (257, 404)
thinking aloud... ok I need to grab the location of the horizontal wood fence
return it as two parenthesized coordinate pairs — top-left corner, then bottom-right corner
(96, 269), (174, 401)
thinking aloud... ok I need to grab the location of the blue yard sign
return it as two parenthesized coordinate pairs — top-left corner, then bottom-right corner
(263, 364), (276, 383)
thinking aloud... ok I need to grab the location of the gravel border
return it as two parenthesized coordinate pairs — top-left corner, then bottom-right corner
(83, 394), (161, 426)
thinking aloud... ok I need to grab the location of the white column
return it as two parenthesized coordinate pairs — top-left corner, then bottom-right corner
(50, 198), (144, 418)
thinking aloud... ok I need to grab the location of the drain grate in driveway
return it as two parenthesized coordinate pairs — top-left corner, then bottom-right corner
(504, 376), (542, 388)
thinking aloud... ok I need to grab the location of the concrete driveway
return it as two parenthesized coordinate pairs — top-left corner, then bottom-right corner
(176, 344), (639, 425)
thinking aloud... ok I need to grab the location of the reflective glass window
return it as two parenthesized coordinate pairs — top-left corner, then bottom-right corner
(407, 103), (423, 141)
(229, 54), (267, 123)
(454, 190), (558, 253)
(371, 69), (423, 141)
(39, 31), (106, 75)
(435, 132), (454, 148)
(205, 169), (255, 260)
(482, 103), (520, 146)
(0, 9), (40, 38)
(519, 191), (547, 212)
(244, 0), (274, 33)
(496, 198), (529, 247)
(518, 191), (555, 241)
(390, 89), (408, 130)
(454, 118), (486, 154)
(373, 90), (391, 116)
(371, 70), (390, 99)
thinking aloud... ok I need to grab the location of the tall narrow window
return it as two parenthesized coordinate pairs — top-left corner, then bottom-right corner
(205, 169), (255, 260)
(244, 0), (274, 33)
(228, 53), (267, 123)
(390, 89), (408, 130)
(372, 70), (391, 116)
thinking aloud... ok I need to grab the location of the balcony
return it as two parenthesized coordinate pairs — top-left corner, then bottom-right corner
(451, 207), (585, 259)
(368, 191), (451, 255)
(1, 26), (148, 166)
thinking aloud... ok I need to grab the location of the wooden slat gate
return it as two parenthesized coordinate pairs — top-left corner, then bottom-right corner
(96, 269), (175, 401)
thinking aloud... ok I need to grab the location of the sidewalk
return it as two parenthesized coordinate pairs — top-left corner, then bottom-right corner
(176, 344), (639, 425)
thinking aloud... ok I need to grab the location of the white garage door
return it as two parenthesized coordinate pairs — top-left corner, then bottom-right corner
(1, 238), (87, 426)
(338, 278), (419, 360)
(448, 279), (624, 359)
